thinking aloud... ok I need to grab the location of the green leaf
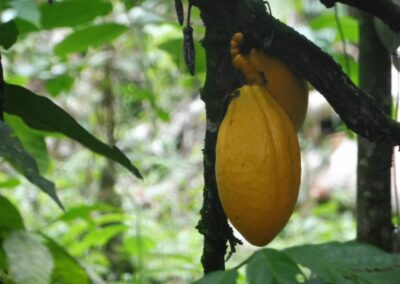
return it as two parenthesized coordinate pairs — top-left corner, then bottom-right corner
(0, 195), (24, 232)
(0, 121), (63, 209)
(58, 203), (120, 222)
(3, 231), (54, 284)
(246, 249), (306, 284)
(54, 23), (129, 56)
(0, 21), (19, 50)
(5, 114), (50, 174)
(0, 177), (20, 189)
(44, 74), (74, 97)
(40, 0), (112, 29)
(70, 225), (127, 255)
(192, 270), (238, 284)
(285, 241), (400, 284)
(42, 235), (89, 284)
(11, 0), (41, 27)
(14, 18), (39, 35)
(309, 14), (359, 43)
(4, 84), (142, 178)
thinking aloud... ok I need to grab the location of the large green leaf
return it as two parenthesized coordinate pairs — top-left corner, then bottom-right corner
(54, 23), (129, 56)
(0, 21), (19, 50)
(191, 270), (238, 284)
(5, 114), (50, 174)
(40, 0), (112, 29)
(285, 241), (400, 284)
(246, 249), (306, 284)
(0, 121), (63, 209)
(4, 84), (142, 178)
(0, 195), (24, 232)
(11, 0), (41, 27)
(42, 236), (89, 284)
(3, 231), (54, 284)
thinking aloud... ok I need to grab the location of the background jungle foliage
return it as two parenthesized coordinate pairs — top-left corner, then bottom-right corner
(0, 0), (400, 283)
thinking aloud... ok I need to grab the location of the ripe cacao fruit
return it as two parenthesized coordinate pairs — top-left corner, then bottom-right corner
(231, 33), (309, 131)
(215, 33), (302, 246)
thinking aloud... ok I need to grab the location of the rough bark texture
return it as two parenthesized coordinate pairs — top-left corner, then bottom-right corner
(320, 0), (400, 32)
(356, 12), (394, 252)
(194, 1), (244, 273)
(192, 0), (400, 273)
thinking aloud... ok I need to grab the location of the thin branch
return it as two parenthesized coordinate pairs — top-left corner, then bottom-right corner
(320, 0), (400, 32)
(264, 16), (400, 145)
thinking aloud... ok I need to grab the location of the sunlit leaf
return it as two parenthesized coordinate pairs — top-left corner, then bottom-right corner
(0, 121), (63, 209)
(3, 231), (53, 284)
(42, 235), (89, 284)
(41, 0), (112, 29)
(285, 241), (400, 284)
(70, 225), (127, 255)
(54, 23), (129, 56)
(58, 203), (120, 222)
(246, 249), (306, 284)
(4, 84), (142, 178)
(11, 0), (41, 27)
(0, 21), (18, 50)
(0, 195), (24, 231)
(192, 270), (238, 284)
(5, 114), (50, 174)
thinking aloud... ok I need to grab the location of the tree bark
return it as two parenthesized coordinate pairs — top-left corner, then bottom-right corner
(356, 12), (394, 252)
(192, 0), (400, 273)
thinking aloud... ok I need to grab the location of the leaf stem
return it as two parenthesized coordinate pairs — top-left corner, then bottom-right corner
(0, 53), (4, 121)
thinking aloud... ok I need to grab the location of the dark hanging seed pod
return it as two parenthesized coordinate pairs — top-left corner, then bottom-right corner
(175, 0), (184, 26)
(183, 25), (195, 75)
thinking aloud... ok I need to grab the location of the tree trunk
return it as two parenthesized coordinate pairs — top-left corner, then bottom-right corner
(97, 50), (133, 278)
(356, 12), (393, 252)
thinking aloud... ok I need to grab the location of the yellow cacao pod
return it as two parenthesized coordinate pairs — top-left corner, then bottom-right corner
(231, 33), (309, 131)
(216, 84), (301, 246)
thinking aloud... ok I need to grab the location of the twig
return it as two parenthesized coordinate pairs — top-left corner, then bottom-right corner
(320, 0), (400, 32)
(0, 53), (4, 121)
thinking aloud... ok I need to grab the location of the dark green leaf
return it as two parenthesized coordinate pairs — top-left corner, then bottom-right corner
(45, 74), (74, 97)
(0, 21), (19, 50)
(0, 195), (24, 232)
(192, 270), (238, 284)
(285, 241), (400, 284)
(14, 18), (39, 35)
(0, 121), (63, 209)
(42, 235), (89, 284)
(54, 23), (129, 56)
(40, 0), (112, 29)
(11, 0), (41, 27)
(4, 84), (142, 178)
(3, 231), (53, 284)
(246, 249), (306, 284)
(5, 114), (50, 174)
